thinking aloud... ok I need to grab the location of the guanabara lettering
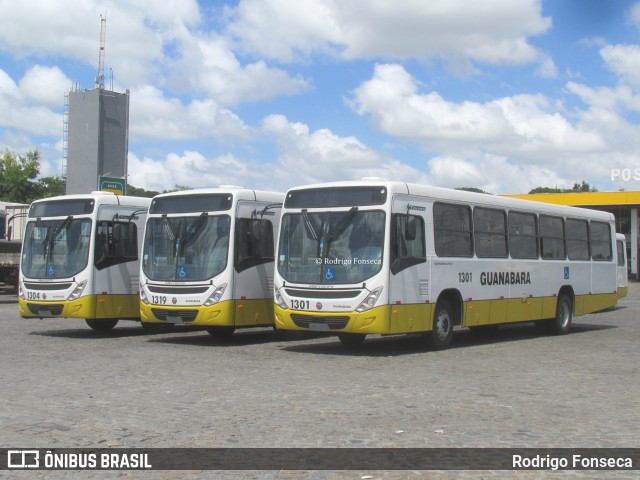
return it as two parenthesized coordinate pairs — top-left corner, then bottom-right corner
(480, 271), (531, 286)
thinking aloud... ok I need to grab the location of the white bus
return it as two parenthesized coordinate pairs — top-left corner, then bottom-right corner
(139, 187), (284, 336)
(616, 233), (628, 298)
(18, 192), (151, 330)
(273, 179), (620, 348)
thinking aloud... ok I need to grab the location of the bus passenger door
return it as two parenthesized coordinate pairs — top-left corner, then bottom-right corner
(232, 203), (280, 327)
(388, 204), (431, 334)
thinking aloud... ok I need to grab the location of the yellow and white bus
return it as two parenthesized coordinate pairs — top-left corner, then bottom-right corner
(139, 187), (284, 336)
(616, 233), (628, 298)
(273, 179), (620, 348)
(18, 192), (151, 330)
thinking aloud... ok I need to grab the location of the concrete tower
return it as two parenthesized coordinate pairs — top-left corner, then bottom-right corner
(64, 15), (129, 195)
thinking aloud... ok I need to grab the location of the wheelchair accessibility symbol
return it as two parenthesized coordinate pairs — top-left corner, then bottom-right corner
(47, 265), (56, 276)
(179, 266), (188, 279)
(324, 267), (335, 281)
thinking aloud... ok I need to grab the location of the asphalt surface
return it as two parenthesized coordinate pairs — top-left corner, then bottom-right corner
(1, 285), (639, 479)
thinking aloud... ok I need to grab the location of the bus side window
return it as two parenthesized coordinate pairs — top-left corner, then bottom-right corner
(591, 221), (612, 261)
(433, 202), (473, 257)
(391, 214), (426, 275)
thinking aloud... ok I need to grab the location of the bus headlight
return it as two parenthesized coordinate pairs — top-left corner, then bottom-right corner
(204, 284), (227, 306)
(18, 283), (25, 300)
(355, 286), (383, 312)
(274, 287), (289, 310)
(68, 280), (87, 301)
(140, 288), (149, 305)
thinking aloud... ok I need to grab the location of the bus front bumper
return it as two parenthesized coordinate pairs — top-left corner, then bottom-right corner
(274, 304), (391, 334)
(19, 294), (140, 320)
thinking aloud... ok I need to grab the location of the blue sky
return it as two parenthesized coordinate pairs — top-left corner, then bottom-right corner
(2, 0), (640, 194)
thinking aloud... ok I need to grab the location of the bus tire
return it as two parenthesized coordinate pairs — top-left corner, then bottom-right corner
(549, 294), (573, 335)
(426, 299), (454, 350)
(206, 326), (235, 337)
(85, 318), (119, 331)
(338, 333), (366, 346)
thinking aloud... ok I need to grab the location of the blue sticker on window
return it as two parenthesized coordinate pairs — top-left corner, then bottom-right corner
(47, 265), (56, 276)
(179, 266), (188, 279)
(324, 267), (335, 282)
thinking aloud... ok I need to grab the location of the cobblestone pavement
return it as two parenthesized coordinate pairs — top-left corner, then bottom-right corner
(1, 284), (639, 480)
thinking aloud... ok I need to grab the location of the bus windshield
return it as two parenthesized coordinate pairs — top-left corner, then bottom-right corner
(142, 214), (230, 282)
(21, 218), (92, 279)
(278, 210), (385, 284)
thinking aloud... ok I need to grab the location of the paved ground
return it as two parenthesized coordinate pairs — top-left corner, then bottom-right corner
(1, 285), (639, 480)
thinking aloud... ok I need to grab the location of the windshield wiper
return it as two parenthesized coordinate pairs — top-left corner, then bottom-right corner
(326, 207), (358, 243)
(46, 216), (73, 261)
(181, 212), (208, 247)
(301, 209), (320, 240)
(161, 214), (177, 241)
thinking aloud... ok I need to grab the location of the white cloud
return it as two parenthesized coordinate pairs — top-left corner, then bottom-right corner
(127, 151), (265, 192)
(129, 115), (432, 192)
(0, 69), (61, 136)
(19, 66), (73, 106)
(129, 85), (255, 142)
(227, 0), (551, 68)
(600, 44), (640, 87)
(351, 64), (605, 163)
(628, 2), (640, 29)
(166, 29), (310, 106)
(262, 114), (430, 189)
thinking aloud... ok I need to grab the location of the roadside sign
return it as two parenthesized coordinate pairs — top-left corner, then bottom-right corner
(99, 176), (126, 195)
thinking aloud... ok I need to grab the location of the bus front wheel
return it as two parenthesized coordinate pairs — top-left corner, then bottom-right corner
(85, 318), (119, 331)
(426, 299), (454, 350)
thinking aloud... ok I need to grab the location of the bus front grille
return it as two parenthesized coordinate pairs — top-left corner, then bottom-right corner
(24, 282), (73, 291)
(290, 314), (350, 330)
(27, 304), (64, 316)
(151, 308), (198, 322)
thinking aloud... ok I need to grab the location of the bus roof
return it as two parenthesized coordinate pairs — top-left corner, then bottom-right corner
(284, 179), (615, 222)
(152, 187), (284, 204)
(30, 192), (151, 209)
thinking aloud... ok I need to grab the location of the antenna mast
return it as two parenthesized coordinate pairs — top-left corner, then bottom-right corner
(96, 14), (106, 89)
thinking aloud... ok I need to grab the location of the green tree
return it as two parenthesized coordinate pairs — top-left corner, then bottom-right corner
(529, 181), (597, 194)
(0, 149), (40, 202)
(34, 176), (66, 199)
(163, 184), (192, 193)
(456, 187), (492, 194)
(127, 184), (160, 198)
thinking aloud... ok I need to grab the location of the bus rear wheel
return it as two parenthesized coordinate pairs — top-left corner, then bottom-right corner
(549, 294), (572, 335)
(426, 299), (454, 350)
(338, 333), (366, 346)
(85, 318), (119, 331)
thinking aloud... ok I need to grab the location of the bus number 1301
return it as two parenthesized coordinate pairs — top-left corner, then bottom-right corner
(458, 272), (472, 283)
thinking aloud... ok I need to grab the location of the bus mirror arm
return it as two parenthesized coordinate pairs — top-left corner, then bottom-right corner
(253, 203), (282, 220)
